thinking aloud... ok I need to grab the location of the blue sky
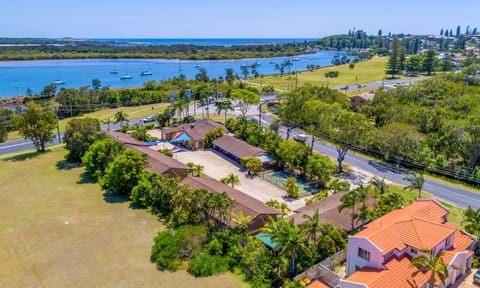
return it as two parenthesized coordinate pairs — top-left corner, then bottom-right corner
(3, 0), (480, 38)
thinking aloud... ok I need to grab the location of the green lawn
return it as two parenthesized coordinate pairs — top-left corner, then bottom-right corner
(0, 147), (247, 287)
(7, 103), (169, 142)
(249, 56), (394, 91)
(387, 184), (464, 228)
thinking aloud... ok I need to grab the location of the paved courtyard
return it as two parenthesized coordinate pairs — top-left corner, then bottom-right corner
(172, 149), (307, 211)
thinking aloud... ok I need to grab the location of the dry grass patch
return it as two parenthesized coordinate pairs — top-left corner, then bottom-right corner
(0, 147), (247, 287)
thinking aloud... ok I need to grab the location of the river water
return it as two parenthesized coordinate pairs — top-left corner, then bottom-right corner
(0, 50), (350, 98)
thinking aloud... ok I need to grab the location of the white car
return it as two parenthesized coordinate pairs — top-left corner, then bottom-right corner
(143, 116), (155, 123)
(293, 134), (308, 143)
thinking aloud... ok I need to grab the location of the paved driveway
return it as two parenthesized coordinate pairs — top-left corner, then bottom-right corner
(173, 149), (306, 211)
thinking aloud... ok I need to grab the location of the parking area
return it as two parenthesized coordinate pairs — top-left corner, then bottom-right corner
(173, 149), (307, 211)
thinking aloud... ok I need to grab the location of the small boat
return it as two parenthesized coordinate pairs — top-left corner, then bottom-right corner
(194, 64), (202, 68)
(120, 75), (132, 80)
(255, 62), (261, 66)
(292, 57), (300, 61)
(110, 70), (119, 74)
(269, 61), (276, 64)
(240, 64), (248, 68)
(140, 70), (152, 76)
(52, 79), (65, 85)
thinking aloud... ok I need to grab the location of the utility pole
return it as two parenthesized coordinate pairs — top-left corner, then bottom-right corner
(56, 120), (61, 144)
(295, 72), (298, 90)
(258, 103), (262, 125)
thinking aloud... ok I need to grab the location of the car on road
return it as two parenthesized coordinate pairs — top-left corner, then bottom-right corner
(143, 116), (155, 123)
(474, 269), (480, 284)
(293, 134), (308, 143)
(340, 85), (348, 90)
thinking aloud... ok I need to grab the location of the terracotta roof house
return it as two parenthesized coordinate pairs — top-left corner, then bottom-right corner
(106, 131), (190, 179)
(180, 177), (280, 232)
(161, 119), (226, 150)
(212, 135), (274, 165)
(286, 192), (374, 232)
(339, 199), (476, 288)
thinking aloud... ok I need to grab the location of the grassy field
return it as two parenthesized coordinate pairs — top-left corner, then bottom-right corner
(249, 56), (394, 91)
(387, 184), (464, 228)
(0, 147), (247, 287)
(7, 103), (169, 142)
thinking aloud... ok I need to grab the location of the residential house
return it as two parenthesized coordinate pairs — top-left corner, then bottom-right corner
(180, 177), (280, 232)
(339, 199), (476, 288)
(350, 92), (375, 110)
(161, 119), (226, 150)
(107, 131), (190, 178)
(212, 135), (274, 166)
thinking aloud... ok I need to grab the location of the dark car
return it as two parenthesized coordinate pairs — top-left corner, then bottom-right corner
(474, 269), (480, 285)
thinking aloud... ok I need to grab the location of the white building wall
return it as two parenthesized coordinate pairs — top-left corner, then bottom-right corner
(346, 236), (384, 276)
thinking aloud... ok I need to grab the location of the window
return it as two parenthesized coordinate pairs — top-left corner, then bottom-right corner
(410, 248), (417, 255)
(445, 236), (451, 247)
(358, 247), (371, 261)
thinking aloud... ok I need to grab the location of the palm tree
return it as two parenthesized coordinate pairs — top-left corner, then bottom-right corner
(370, 177), (388, 209)
(462, 206), (480, 238)
(279, 202), (291, 216)
(194, 164), (204, 177)
(186, 162), (195, 176)
(355, 185), (371, 228)
(232, 211), (253, 230)
(403, 173), (425, 199)
(338, 190), (358, 231)
(302, 208), (320, 259)
(114, 111), (129, 126)
(412, 248), (449, 288)
(215, 100), (234, 122)
(220, 173), (240, 188)
(262, 217), (310, 278)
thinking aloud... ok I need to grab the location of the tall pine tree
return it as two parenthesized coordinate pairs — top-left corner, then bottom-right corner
(386, 36), (401, 79)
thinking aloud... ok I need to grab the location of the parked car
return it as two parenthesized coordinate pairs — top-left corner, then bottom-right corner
(474, 269), (480, 285)
(143, 116), (155, 123)
(293, 134), (308, 143)
(340, 85), (348, 90)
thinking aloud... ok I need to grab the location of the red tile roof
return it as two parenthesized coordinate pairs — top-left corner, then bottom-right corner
(346, 255), (429, 288)
(307, 280), (330, 288)
(356, 199), (451, 253)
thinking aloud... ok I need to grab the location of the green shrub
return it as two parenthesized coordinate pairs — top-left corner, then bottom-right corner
(144, 123), (155, 129)
(187, 254), (229, 277)
(205, 238), (223, 256)
(150, 230), (181, 271)
(324, 71), (339, 78)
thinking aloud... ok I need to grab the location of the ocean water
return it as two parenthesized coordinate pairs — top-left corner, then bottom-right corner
(0, 50), (351, 98)
(86, 38), (314, 47)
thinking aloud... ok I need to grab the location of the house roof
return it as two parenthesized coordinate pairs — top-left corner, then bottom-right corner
(355, 199), (452, 253)
(179, 177), (279, 226)
(212, 135), (266, 159)
(107, 131), (150, 147)
(345, 200), (475, 288)
(286, 192), (375, 231)
(163, 119), (225, 141)
(346, 255), (430, 288)
(351, 92), (375, 101)
(106, 131), (190, 175)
